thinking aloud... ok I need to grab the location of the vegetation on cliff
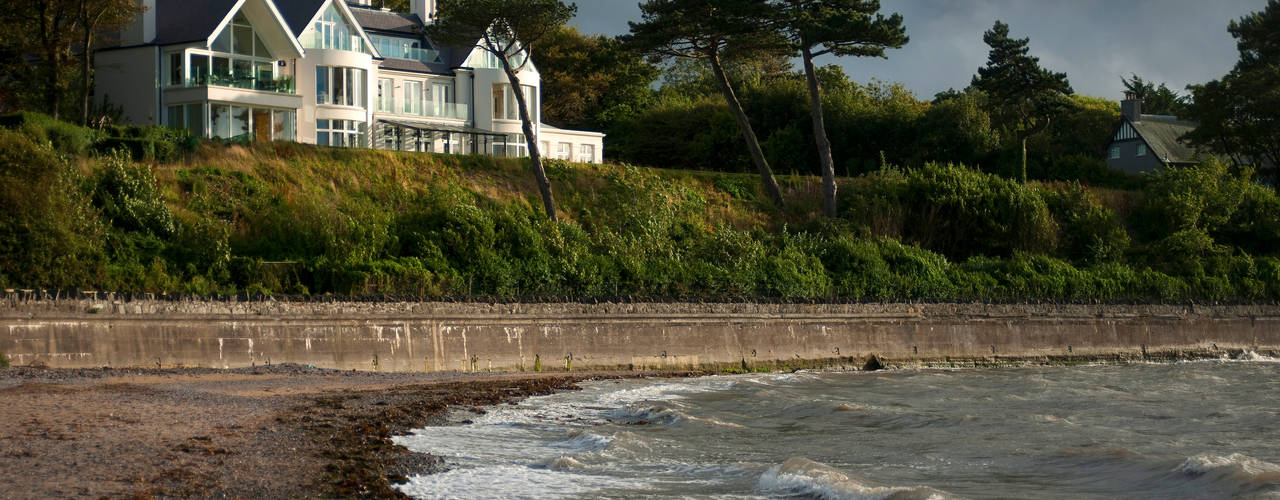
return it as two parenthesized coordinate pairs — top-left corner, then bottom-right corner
(2, 114), (1279, 302)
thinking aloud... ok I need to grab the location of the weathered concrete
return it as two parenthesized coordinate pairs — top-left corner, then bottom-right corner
(2, 296), (1278, 371)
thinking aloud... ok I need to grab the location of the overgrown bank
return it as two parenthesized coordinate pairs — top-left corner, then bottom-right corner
(3, 115), (1280, 302)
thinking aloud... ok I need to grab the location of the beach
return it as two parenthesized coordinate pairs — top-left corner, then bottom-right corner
(0, 365), (697, 499)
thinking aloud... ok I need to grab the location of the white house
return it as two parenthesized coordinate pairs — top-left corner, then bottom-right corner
(94, 0), (605, 163)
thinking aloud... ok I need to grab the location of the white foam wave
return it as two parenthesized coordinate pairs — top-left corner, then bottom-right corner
(1235, 350), (1280, 362)
(758, 457), (954, 500)
(554, 430), (612, 451)
(1174, 453), (1280, 480)
(396, 463), (648, 500)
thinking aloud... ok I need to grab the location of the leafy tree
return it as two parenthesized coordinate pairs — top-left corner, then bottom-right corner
(626, 0), (790, 207)
(1185, 0), (1280, 183)
(533, 27), (659, 132)
(771, 0), (907, 217)
(1120, 74), (1189, 117)
(0, 0), (78, 120)
(425, 0), (577, 221)
(971, 20), (1073, 184)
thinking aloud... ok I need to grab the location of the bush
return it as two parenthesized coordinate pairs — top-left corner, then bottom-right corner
(1042, 183), (1130, 264)
(0, 112), (97, 156)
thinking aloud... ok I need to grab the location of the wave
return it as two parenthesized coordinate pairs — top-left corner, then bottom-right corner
(555, 429), (613, 452)
(1234, 350), (1280, 362)
(612, 404), (746, 428)
(758, 457), (954, 500)
(1171, 453), (1280, 496)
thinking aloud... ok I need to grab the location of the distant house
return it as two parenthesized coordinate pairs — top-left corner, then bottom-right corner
(1104, 91), (1198, 174)
(93, 0), (604, 162)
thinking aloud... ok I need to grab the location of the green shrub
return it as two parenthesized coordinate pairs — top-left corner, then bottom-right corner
(899, 163), (1058, 258)
(1043, 183), (1130, 264)
(0, 112), (97, 156)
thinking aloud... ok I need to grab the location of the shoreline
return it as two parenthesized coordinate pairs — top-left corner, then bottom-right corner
(2, 351), (1274, 498)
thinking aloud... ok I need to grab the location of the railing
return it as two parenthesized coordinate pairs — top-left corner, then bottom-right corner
(187, 74), (296, 94)
(382, 102), (470, 120)
(378, 45), (443, 64)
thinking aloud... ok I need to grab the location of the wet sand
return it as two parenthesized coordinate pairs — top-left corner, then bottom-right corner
(0, 365), (699, 499)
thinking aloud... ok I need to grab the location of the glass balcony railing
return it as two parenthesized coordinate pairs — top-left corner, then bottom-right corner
(186, 74), (296, 94)
(379, 45), (443, 64)
(381, 102), (469, 120)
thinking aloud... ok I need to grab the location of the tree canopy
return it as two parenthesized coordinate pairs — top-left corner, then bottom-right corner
(971, 20), (1073, 183)
(1184, 0), (1280, 181)
(770, 0), (907, 217)
(626, 0), (790, 207)
(1121, 74), (1189, 117)
(426, 0), (577, 221)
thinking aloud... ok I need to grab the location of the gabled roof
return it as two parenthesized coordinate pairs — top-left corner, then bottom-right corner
(1129, 115), (1199, 165)
(154, 0), (239, 45)
(277, 0), (328, 36)
(347, 5), (423, 34)
(152, 0), (303, 58)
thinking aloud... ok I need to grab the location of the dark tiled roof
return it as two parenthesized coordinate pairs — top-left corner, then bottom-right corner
(347, 4), (423, 34)
(378, 57), (453, 75)
(1131, 114), (1199, 164)
(277, 0), (328, 36)
(153, 0), (238, 45)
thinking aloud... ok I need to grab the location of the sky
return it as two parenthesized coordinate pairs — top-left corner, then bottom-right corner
(569, 0), (1269, 100)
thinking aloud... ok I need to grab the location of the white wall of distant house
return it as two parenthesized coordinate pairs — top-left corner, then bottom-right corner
(96, 46), (160, 126)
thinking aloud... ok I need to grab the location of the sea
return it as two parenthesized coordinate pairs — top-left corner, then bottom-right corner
(393, 354), (1280, 499)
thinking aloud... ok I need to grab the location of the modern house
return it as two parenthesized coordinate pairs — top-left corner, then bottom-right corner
(93, 0), (604, 162)
(1104, 91), (1197, 174)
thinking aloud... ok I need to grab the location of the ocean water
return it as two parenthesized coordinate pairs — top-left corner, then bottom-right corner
(394, 354), (1280, 499)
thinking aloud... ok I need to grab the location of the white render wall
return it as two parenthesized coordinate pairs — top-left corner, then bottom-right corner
(95, 46), (161, 126)
(295, 48), (376, 144)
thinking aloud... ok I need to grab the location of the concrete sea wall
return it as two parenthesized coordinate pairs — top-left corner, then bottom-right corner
(3, 295), (1278, 371)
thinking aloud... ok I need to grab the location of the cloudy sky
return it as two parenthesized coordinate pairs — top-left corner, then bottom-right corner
(569, 0), (1267, 100)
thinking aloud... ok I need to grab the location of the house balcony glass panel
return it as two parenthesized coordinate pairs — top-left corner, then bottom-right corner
(383, 102), (470, 121)
(182, 52), (295, 94)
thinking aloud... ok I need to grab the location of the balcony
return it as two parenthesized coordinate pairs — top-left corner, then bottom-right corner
(378, 102), (470, 120)
(379, 45), (443, 64)
(187, 74), (296, 94)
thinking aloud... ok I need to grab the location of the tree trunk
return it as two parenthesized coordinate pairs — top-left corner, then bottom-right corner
(801, 45), (837, 217)
(80, 5), (93, 126)
(708, 53), (784, 207)
(1021, 136), (1027, 184)
(501, 59), (558, 221)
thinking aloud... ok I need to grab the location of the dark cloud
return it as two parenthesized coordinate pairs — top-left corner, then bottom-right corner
(569, 0), (1267, 100)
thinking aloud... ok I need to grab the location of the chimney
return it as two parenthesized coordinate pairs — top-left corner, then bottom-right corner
(1121, 90), (1142, 122)
(121, 0), (156, 45)
(411, 0), (437, 23)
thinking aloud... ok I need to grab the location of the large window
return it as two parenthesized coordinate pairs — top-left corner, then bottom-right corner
(555, 142), (571, 160)
(492, 133), (527, 157)
(404, 81), (422, 115)
(316, 119), (366, 148)
(578, 144), (595, 163)
(176, 11), (291, 93)
(304, 4), (365, 53)
(376, 78), (394, 112)
(315, 66), (366, 107)
(491, 84), (536, 121)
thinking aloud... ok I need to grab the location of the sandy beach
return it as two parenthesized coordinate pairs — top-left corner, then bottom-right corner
(0, 365), (697, 499)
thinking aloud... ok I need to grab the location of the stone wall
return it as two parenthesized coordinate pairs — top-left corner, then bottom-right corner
(3, 296), (1278, 371)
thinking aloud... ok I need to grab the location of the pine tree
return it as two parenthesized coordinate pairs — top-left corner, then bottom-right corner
(426, 0), (577, 221)
(626, 0), (789, 207)
(772, 0), (906, 217)
(971, 21), (1072, 184)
